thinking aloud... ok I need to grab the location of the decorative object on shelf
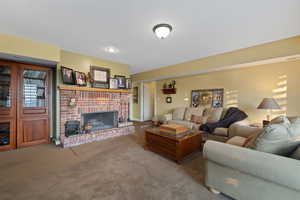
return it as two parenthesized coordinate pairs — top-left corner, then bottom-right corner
(153, 23), (173, 39)
(166, 96), (172, 104)
(74, 71), (87, 86)
(257, 98), (281, 125)
(109, 78), (118, 89)
(163, 83), (167, 89)
(126, 78), (132, 89)
(133, 86), (139, 103)
(90, 66), (110, 88)
(191, 88), (224, 108)
(61, 67), (75, 84)
(171, 80), (176, 88)
(114, 75), (126, 89)
(69, 98), (77, 107)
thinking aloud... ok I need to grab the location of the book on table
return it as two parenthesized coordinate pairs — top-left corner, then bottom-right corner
(159, 124), (189, 135)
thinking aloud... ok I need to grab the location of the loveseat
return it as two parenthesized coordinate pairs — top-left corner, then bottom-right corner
(204, 116), (300, 200)
(155, 107), (248, 137)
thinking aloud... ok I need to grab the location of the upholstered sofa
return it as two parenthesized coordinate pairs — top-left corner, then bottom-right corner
(155, 107), (248, 137)
(204, 116), (300, 200)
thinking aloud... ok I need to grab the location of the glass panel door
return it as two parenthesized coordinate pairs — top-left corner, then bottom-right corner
(0, 66), (11, 108)
(23, 69), (47, 108)
(0, 122), (10, 146)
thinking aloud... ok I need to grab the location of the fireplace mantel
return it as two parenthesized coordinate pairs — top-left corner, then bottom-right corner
(58, 85), (132, 93)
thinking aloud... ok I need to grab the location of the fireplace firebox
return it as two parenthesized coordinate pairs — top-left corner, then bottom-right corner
(82, 111), (118, 132)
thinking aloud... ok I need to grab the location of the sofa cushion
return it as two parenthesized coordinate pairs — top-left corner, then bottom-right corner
(184, 107), (205, 121)
(213, 128), (228, 136)
(172, 107), (186, 120)
(204, 107), (224, 123)
(226, 136), (246, 147)
(168, 120), (194, 129)
(243, 132), (262, 148)
(253, 121), (300, 156)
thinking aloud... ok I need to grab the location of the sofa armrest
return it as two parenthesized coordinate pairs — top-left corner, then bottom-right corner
(203, 140), (300, 192)
(228, 121), (262, 138)
(159, 113), (172, 122)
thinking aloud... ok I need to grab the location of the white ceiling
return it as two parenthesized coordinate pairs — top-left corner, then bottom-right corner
(1, 0), (300, 74)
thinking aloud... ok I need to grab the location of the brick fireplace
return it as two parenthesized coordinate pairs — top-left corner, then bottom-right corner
(59, 86), (135, 148)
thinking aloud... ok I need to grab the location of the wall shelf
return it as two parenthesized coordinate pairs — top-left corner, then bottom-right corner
(58, 85), (132, 93)
(162, 88), (176, 94)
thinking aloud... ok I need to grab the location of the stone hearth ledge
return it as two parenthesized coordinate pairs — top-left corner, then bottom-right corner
(60, 126), (135, 148)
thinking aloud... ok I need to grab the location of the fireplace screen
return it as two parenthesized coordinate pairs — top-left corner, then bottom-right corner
(82, 111), (118, 132)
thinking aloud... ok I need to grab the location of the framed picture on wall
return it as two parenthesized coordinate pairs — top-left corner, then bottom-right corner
(74, 71), (87, 86)
(126, 78), (132, 89)
(191, 88), (224, 108)
(133, 86), (138, 104)
(61, 66), (75, 84)
(114, 75), (126, 89)
(90, 66), (110, 88)
(109, 78), (118, 89)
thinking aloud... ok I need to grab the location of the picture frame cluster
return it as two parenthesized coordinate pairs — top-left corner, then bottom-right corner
(61, 66), (132, 89)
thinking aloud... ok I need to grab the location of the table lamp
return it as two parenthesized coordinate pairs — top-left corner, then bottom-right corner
(257, 98), (281, 126)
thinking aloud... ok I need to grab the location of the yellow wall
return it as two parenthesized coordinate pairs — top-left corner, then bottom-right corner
(58, 50), (130, 86)
(156, 60), (300, 122)
(0, 33), (60, 62)
(132, 35), (300, 82)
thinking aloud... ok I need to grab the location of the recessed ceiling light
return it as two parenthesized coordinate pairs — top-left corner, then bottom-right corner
(153, 23), (173, 39)
(104, 46), (119, 54)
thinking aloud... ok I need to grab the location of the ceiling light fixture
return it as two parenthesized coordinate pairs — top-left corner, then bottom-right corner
(153, 23), (173, 39)
(104, 46), (119, 54)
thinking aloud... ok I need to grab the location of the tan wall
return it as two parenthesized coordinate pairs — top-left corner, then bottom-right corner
(156, 60), (300, 123)
(132, 35), (300, 82)
(0, 33), (60, 62)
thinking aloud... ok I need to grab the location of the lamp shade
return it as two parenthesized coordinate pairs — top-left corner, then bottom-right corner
(257, 98), (281, 110)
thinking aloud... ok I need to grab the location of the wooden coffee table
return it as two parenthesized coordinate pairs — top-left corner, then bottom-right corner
(144, 128), (202, 163)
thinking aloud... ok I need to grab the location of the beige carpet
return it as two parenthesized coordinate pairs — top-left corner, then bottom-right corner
(0, 128), (231, 200)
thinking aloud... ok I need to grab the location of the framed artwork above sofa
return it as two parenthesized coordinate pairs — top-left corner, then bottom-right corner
(191, 88), (224, 108)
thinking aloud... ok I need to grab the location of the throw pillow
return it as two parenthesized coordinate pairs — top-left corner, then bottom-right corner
(252, 122), (300, 156)
(204, 107), (224, 123)
(269, 115), (291, 126)
(243, 131), (262, 148)
(184, 107), (205, 121)
(190, 114), (203, 124)
(172, 107), (186, 120)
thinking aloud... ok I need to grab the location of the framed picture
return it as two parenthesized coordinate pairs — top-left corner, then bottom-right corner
(109, 78), (118, 89)
(90, 66), (110, 88)
(114, 75), (126, 89)
(74, 71), (87, 86)
(166, 96), (172, 104)
(191, 88), (224, 108)
(126, 78), (132, 89)
(133, 87), (138, 104)
(61, 67), (75, 84)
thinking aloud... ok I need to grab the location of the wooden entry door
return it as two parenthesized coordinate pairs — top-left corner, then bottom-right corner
(17, 64), (52, 147)
(0, 61), (17, 150)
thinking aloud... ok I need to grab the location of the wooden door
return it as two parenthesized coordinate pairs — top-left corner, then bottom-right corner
(17, 64), (52, 147)
(0, 61), (17, 150)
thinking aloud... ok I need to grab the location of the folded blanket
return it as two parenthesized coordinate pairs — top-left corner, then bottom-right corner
(200, 107), (248, 134)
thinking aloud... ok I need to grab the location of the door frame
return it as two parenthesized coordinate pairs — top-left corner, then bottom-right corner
(0, 59), (53, 150)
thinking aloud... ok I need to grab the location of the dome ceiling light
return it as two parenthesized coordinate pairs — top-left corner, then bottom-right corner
(104, 46), (119, 54)
(153, 23), (173, 39)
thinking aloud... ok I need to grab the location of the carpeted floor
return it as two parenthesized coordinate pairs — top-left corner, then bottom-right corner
(0, 126), (231, 200)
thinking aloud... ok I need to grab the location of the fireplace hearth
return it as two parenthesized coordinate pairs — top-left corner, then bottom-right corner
(82, 111), (118, 132)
